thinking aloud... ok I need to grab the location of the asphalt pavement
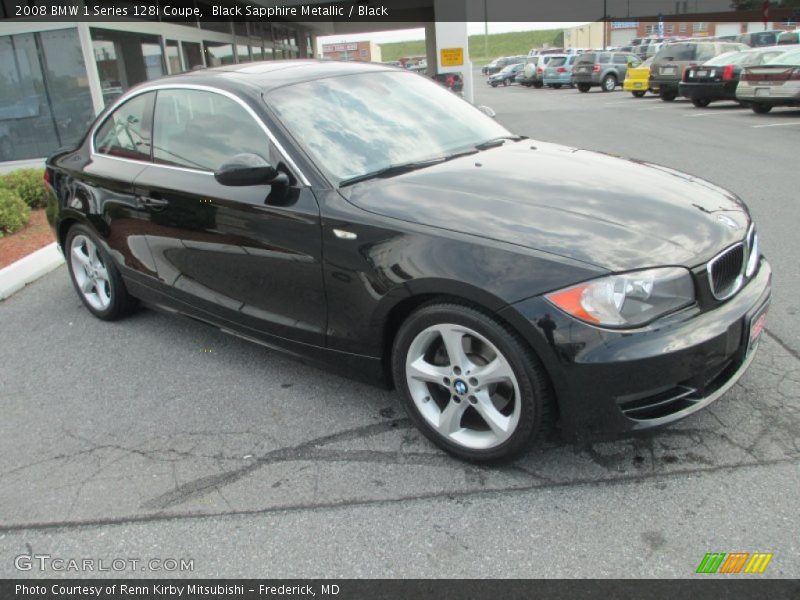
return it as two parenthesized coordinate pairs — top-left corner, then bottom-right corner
(0, 82), (798, 578)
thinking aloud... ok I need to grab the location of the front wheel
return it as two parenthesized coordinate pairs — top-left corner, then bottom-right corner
(491, 82), (498, 88)
(392, 303), (554, 462)
(577, 83), (591, 93)
(692, 98), (711, 108)
(66, 224), (136, 321)
(632, 90), (646, 98)
(751, 103), (772, 114)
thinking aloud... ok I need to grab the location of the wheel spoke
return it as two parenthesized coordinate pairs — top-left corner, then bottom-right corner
(438, 327), (472, 370)
(94, 278), (111, 306)
(80, 276), (94, 293)
(95, 265), (110, 283)
(87, 240), (101, 267)
(71, 245), (91, 268)
(438, 398), (467, 436)
(471, 356), (514, 387)
(407, 356), (450, 385)
(473, 390), (512, 438)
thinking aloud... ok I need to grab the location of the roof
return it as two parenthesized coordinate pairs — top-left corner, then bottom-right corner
(169, 59), (399, 92)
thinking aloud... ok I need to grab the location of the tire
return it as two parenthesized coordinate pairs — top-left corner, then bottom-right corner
(631, 90), (646, 98)
(577, 83), (591, 93)
(491, 82), (498, 88)
(392, 302), (554, 462)
(65, 224), (136, 321)
(751, 103), (772, 114)
(692, 98), (711, 108)
(552, 84), (562, 89)
(660, 90), (677, 101)
(532, 81), (543, 89)
(601, 74), (617, 92)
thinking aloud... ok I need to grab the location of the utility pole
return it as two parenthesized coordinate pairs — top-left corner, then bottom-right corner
(484, 0), (489, 60)
(603, 0), (608, 50)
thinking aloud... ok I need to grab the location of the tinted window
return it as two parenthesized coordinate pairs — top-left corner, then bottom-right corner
(654, 43), (698, 61)
(575, 53), (596, 65)
(598, 54), (610, 64)
(548, 57), (567, 67)
(153, 89), (271, 171)
(612, 54), (627, 64)
(95, 92), (154, 160)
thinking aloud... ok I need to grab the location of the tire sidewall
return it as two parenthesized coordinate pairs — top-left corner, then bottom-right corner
(392, 304), (542, 462)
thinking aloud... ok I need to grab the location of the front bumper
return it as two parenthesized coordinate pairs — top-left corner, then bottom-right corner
(499, 258), (772, 443)
(680, 81), (737, 101)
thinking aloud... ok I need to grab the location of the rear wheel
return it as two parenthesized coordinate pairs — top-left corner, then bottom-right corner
(692, 98), (711, 108)
(66, 224), (136, 321)
(552, 84), (562, 89)
(632, 90), (646, 98)
(601, 74), (617, 92)
(392, 303), (554, 462)
(491, 82), (498, 88)
(660, 89), (677, 101)
(577, 83), (591, 93)
(532, 81), (544, 89)
(751, 103), (772, 114)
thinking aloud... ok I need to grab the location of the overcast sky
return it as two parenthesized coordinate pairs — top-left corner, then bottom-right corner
(317, 22), (589, 45)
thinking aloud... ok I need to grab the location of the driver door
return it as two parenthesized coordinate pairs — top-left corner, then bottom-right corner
(134, 87), (326, 346)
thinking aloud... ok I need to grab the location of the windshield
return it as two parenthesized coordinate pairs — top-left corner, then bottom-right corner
(267, 71), (511, 183)
(767, 49), (800, 66)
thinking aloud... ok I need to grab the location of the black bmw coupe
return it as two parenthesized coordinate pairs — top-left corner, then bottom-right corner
(45, 61), (771, 461)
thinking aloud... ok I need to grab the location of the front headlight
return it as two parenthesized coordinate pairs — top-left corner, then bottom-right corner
(545, 267), (695, 328)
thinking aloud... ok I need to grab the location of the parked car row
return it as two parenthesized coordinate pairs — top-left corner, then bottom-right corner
(484, 39), (800, 113)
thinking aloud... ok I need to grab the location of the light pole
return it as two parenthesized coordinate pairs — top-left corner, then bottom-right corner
(603, 0), (607, 50)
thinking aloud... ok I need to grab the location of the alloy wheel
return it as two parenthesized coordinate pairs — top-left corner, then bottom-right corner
(405, 323), (521, 450)
(70, 234), (112, 311)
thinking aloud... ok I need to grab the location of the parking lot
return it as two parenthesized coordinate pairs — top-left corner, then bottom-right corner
(1, 82), (798, 578)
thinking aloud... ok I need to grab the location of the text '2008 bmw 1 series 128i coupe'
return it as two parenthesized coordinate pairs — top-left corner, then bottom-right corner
(45, 60), (771, 461)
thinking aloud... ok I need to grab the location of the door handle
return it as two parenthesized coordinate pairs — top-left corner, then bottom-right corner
(137, 195), (168, 210)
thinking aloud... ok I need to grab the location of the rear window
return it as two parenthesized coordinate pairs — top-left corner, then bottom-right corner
(654, 43), (699, 61)
(575, 53), (596, 65)
(767, 49), (800, 66)
(548, 57), (567, 67)
(704, 51), (748, 66)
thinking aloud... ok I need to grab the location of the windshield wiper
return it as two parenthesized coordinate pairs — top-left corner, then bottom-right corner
(475, 135), (527, 151)
(339, 158), (446, 187)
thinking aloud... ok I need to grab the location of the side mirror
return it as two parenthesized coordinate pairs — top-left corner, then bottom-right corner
(214, 153), (288, 187)
(477, 105), (496, 119)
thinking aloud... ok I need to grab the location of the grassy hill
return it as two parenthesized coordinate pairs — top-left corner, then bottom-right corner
(379, 29), (564, 65)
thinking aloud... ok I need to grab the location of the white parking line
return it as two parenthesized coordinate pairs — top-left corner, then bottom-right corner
(751, 121), (800, 128)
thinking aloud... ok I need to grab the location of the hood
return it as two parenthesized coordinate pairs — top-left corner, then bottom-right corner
(340, 141), (750, 272)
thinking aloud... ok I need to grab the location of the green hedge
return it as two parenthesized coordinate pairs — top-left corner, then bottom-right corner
(0, 168), (47, 209)
(0, 188), (30, 237)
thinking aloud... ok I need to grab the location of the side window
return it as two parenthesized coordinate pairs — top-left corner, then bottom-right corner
(94, 92), (155, 161)
(612, 54), (627, 64)
(153, 89), (272, 171)
(598, 54), (611, 64)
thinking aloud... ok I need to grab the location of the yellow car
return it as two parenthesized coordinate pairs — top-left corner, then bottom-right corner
(624, 57), (658, 97)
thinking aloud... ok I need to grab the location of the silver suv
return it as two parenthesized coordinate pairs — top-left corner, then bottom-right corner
(572, 51), (641, 92)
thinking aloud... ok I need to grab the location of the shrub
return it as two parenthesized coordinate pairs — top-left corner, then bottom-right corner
(1, 168), (47, 209)
(0, 188), (30, 237)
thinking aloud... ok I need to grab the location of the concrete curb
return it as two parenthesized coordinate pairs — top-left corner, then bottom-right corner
(0, 242), (64, 300)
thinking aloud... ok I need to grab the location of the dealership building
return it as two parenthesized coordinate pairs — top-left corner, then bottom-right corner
(321, 41), (382, 62)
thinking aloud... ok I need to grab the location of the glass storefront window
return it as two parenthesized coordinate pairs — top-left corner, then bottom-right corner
(204, 41), (235, 67)
(181, 42), (204, 70)
(165, 40), (182, 74)
(91, 29), (165, 105)
(251, 44), (264, 61)
(0, 28), (93, 161)
(236, 44), (250, 63)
